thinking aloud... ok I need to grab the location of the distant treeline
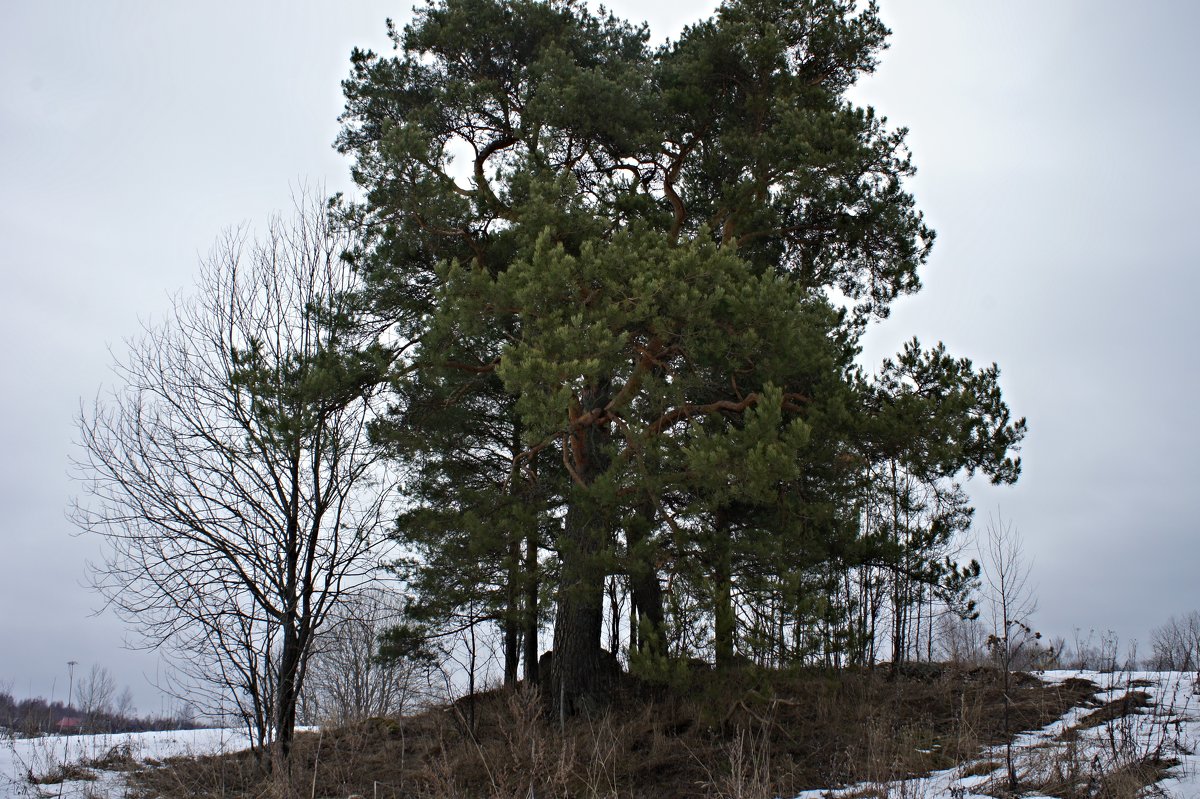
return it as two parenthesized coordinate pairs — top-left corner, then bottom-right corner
(0, 690), (199, 737)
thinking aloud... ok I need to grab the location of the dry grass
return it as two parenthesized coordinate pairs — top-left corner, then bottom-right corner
(28, 761), (100, 785)
(80, 742), (141, 772)
(1024, 744), (1179, 799)
(127, 666), (1098, 799)
(1011, 674), (1187, 799)
(1072, 691), (1153, 732)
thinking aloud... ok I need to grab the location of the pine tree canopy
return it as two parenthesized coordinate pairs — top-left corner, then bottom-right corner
(337, 0), (1025, 712)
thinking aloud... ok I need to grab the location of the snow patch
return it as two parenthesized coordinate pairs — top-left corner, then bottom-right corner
(0, 728), (252, 799)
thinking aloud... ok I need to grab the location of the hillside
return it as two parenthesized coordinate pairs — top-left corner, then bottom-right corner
(10, 666), (1196, 799)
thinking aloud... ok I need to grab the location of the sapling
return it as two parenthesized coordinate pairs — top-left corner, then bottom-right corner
(982, 516), (1039, 793)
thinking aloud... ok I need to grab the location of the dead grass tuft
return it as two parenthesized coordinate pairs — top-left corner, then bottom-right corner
(81, 742), (140, 772)
(28, 762), (100, 785)
(1073, 691), (1153, 731)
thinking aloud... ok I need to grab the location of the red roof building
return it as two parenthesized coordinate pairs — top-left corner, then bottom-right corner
(56, 717), (82, 733)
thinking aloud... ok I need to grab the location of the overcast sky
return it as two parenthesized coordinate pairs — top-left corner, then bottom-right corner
(1, 1), (1196, 712)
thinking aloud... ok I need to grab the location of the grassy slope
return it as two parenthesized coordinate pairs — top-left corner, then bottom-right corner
(129, 665), (1100, 799)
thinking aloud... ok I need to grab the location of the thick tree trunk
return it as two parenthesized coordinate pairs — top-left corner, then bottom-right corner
(552, 490), (608, 716)
(551, 383), (611, 717)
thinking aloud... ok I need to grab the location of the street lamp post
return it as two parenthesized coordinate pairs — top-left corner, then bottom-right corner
(66, 660), (77, 711)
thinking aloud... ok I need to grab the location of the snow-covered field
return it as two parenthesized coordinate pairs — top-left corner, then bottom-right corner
(6, 673), (1200, 798)
(0, 728), (252, 799)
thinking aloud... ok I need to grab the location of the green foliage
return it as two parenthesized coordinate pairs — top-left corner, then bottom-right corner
(375, 623), (437, 668)
(627, 618), (689, 687)
(337, 0), (1027, 693)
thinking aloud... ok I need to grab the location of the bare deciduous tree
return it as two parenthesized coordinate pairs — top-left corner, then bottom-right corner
(72, 191), (393, 777)
(76, 664), (116, 729)
(114, 685), (136, 721)
(936, 612), (987, 666)
(983, 515), (1039, 792)
(1149, 612), (1200, 672)
(303, 587), (433, 725)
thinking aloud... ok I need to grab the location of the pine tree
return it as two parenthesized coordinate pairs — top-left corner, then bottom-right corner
(338, 0), (1024, 713)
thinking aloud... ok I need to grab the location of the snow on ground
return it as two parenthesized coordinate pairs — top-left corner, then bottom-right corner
(0, 728), (252, 799)
(796, 670), (1200, 799)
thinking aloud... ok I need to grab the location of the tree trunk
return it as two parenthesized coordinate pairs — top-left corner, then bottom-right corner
(273, 619), (301, 789)
(523, 524), (539, 684)
(509, 418), (530, 688)
(626, 500), (664, 656)
(552, 490), (608, 716)
(551, 384), (611, 717)
(275, 476), (302, 784)
(713, 513), (736, 668)
(504, 536), (521, 688)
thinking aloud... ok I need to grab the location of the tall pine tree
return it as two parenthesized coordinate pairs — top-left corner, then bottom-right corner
(338, 0), (1024, 713)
